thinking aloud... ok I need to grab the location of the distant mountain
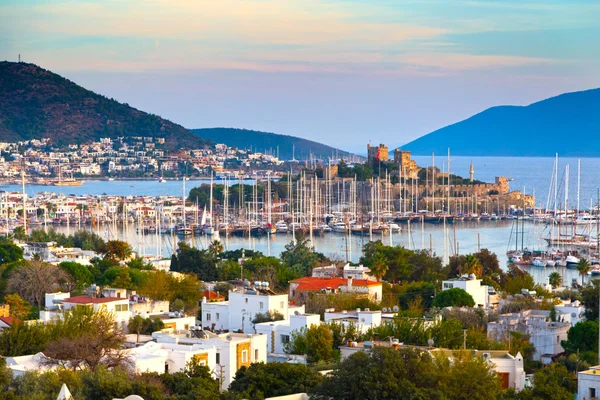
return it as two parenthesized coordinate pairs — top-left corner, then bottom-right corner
(402, 88), (600, 157)
(191, 127), (356, 160)
(0, 62), (210, 150)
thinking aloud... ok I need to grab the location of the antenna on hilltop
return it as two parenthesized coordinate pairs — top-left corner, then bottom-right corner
(18, 54), (21, 63)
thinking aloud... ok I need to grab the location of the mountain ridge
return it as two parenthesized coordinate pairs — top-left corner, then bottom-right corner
(191, 127), (357, 160)
(0, 61), (210, 150)
(402, 88), (600, 157)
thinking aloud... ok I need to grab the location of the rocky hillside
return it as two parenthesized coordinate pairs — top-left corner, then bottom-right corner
(0, 62), (210, 150)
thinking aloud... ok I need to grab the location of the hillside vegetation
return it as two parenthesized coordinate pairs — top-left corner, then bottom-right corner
(0, 62), (210, 150)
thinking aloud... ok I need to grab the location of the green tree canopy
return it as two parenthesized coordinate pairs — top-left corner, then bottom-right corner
(432, 288), (475, 308)
(227, 362), (323, 400)
(285, 324), (334, 363)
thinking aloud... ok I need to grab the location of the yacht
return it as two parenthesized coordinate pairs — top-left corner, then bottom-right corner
(331, 222), (347, 233)
(531, 257), (546, 267)
(275, 221), (288, 233)
(566, 255), (581, 268)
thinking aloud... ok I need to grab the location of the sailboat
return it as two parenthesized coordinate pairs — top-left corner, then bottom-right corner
(53, 163), (83, 186)
(176, 176), (192, 236)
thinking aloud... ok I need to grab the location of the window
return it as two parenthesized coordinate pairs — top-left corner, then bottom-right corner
(206, 313), (211, 321)
(260, 302), (264, 310)
(254, 349), (259, 360)
(216, 353), (220, 364)
(242, 350), (248, 363)
(280, 301), (284, 308)
(557, 335), (560, 343)
(281, 334), (290, 344)
(443, 283), (453, 289)
(245, 298), (248, 304)
(216, 313), (220, 321)
(114, 304), (128, 312)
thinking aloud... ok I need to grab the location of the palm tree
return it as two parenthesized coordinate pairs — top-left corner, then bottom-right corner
(548, 272), (562, 289)
(461, 254), (482, 278)
(577, 258), (591, 286)
(368, 253), (389, 282)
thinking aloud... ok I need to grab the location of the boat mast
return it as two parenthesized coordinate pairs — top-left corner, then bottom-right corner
(21, 169), (27, 233)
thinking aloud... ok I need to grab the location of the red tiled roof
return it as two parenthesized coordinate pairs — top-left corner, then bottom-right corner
(291, 277), (381, 292)
(63, 295), (125, 304)
(202, 290), (225, 301)
(0, 316), (20, 326)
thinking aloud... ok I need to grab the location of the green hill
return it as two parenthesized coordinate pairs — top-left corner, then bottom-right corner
(0, 62), (210, 150)
(191, 127), (356, 160)
(402, 88), (600, 157)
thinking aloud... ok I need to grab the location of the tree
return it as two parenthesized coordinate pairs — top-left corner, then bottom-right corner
(561, 320), (598, 365)
(101, 240), (132, 263)
(111, 268), (134, 290)
(526, 363), (576, 400)
(432, 288), (475, 308)
(174, 242), (218, 281)
(7, 260), (70, 309)
(0, 321), (51, 356)
(436, 350), (502, 400)
(501, 266), (535, 295)
(59, 261), (94, 292)
(0, 241), (24, 265)
(208, 240), (223, 257)
(42, 306), (128, 371)
(139, 270), (174, 301)
(228, 362), (323, 400)
(577, 258), (591, 286)
(311, 346), (502, 400)
(548, 271), (562, 289)
(170, 273), (203, 315)
(3, 293), (31, 320)
(285, 324), (334, 363)
(280, 235), (327, 278)
(582, 279), (600, 321)
(461, 254), (483, 277)
(129, 315), (165, 343)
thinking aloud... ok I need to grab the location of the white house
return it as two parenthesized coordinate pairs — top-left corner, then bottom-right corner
(311, 263), (374, 280)
(255, 313), (321, 354)
(487, 309), (570, 362)
(578, 365), (600, 400)
(201, 286), (292, 334)
(555, 300), (585, 326)
(61, 295), (131, 330)
(442, 274), (493, 308)
(149, 329), (268, 389)
(324, 308), (395, 335)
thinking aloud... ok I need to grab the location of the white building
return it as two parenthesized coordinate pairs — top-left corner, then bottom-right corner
(255, 313), (321, 354)
(578, 366), (600, 400)
(311, 263), (374, 280)
(201, 286), (293, 334)
(146, 329), (267, 389)
(62, 295), (132, 330)
(324, 308), (395, 335)
(442, 274), (493, 308)
(487, 309), (570, 362)
(555, 300), (585, 326)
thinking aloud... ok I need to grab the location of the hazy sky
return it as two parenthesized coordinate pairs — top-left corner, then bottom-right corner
(1, 0), (599, 153)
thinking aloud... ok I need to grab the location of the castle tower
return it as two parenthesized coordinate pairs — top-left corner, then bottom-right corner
(469, 162), (474, 182)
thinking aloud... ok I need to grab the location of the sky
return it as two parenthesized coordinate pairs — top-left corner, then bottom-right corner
(1, 0), (599, 153)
